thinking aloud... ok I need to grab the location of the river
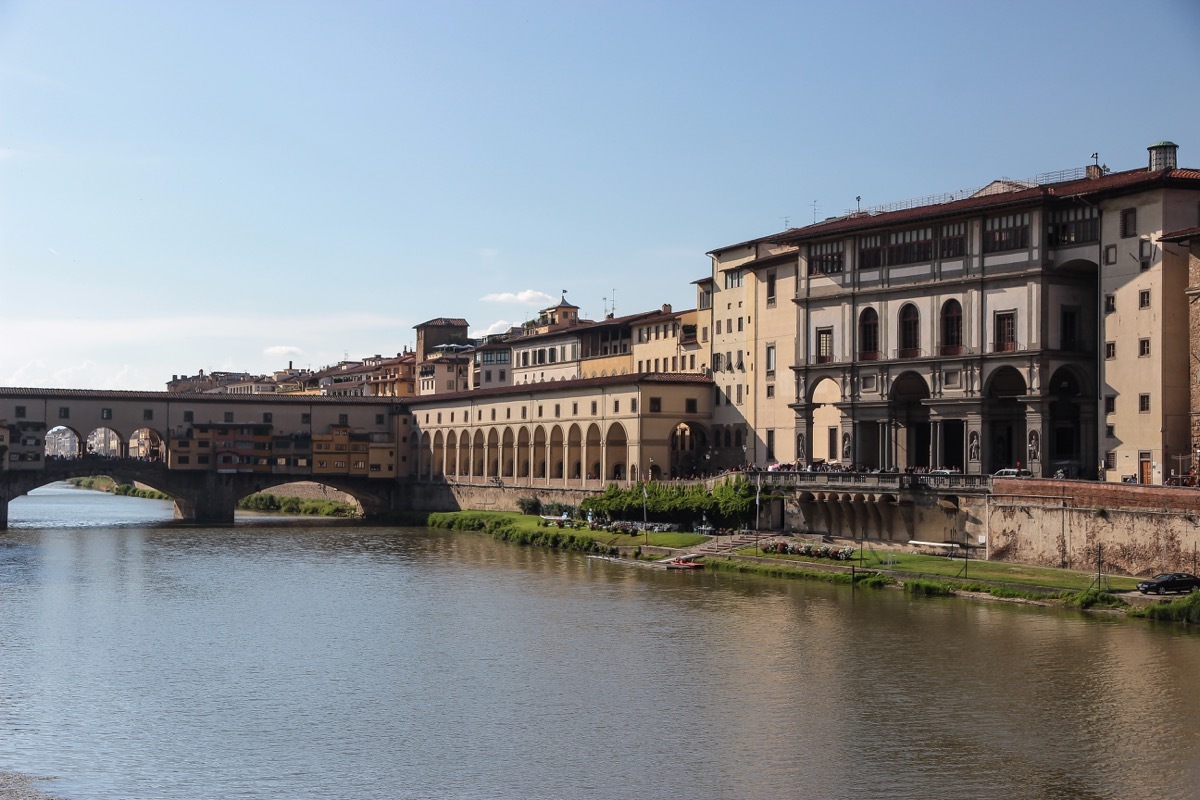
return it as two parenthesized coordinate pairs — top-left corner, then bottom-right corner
(1, 483), (1198, 799)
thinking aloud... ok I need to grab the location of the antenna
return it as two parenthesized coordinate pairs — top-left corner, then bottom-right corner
(811, 200), (818, 224)
(611, 288), (617, 316)
(856, 195), (862, 213)
(782, 216), (790, 229)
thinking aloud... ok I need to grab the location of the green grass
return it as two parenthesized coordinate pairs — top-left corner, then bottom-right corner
(839, 549), (1139, 592)
(1128, 592), (1200, 624)
(423, 511), (706, 549)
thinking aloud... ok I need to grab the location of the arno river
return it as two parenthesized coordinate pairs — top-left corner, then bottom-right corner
(2, 484), (1199, 800)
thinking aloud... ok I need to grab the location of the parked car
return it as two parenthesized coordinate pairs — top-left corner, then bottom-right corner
(1136, 573), (1200, 595)
(993, 468), (1033, 478)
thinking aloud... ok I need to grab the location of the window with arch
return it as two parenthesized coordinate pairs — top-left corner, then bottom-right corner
(899, 304), (920, 358)
(859, 308), (879, 360)
(940, 300), (962, 355)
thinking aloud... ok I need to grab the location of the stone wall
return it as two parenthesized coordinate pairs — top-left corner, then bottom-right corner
(985, 479), (1200, 576)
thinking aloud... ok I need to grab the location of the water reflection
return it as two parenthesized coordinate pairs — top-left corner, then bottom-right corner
(1, 485), (1199, 799)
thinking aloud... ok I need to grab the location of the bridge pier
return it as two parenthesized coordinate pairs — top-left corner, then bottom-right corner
(0, 498), (8, 530)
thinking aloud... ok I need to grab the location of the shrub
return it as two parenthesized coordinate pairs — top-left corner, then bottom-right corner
(516, 497), (542, 515)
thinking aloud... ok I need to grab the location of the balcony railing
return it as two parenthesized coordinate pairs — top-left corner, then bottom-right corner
(992, 341), (1024, 354)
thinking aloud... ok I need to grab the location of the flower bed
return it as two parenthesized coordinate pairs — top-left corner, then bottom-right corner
(759, 541), (856, 560)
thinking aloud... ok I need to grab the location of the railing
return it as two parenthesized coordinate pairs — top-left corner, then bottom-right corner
(893, 347), (927, 360)
(991, 341), (1024, 354)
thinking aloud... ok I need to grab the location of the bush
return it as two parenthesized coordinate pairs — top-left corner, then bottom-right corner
(1130, 592), (1200, 624)
(516, 497), (542, 515)
(903, 579), (956, 597)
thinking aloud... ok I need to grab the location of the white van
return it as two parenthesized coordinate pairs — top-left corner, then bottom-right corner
(993, 468), (1032, 478)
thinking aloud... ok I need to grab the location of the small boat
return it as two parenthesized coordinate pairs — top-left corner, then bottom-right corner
(663, 555), (704, 570)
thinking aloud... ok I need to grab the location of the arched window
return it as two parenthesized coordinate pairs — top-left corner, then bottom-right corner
(899, 304), (920, 358)
(859, 308), (879, 360)
(940, 300), (962, 355)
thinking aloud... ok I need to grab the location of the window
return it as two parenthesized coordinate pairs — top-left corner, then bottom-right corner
(859, 235), (884, 269)
(766, 430), (775, 461)
(1105, 245), (1118, 265)
(939, 222), (966, 259)
(736, 384), (743, 404)
(1120, 208), (1137, 238)
(591, 401), (597, 415)
(816, 328), (833, 363)
(572, 402), (578, 415)
(701, 326), (708, 342)
(713, 352), (724, 372)
(941, 300), (963, 355)
(1105, 342), (1116, 359)
(1060, 307), (1079, 351)
(263, 412), (273, 424)
(723, 269), (744, 289)
(436, 413), (442, 423)
(899, 304), (920, 357)
(178, 455), (190, 465)
(716, 320), (722, 335)
(765, 384), (775, 398)
(649, 397), (661, 413)
(499, 370), (506, 381)
(1139, 338), (1151, 357)
(737, 317), (743, 332)
(15, 406), (25, 418)
(1105, 424), (1115, 438)
(983, 212), (1030, 253)
(859, 308), (879, 360)
(198, 455), (210, 465)
(685, 398), (697, 414)
(887, 227), (934, 265)
(630, 399), (638, 413)
(1139, 290), (1151, 309)
(338, 414), (349, 425)
(765, 344), (776, 376)
(1104, 294), (1116, 313)
(58, 407), (69, 419)
(101, 408), (113, 420)
(809, 241), (844, 275)
(1047, 206), (1099, 245)
(1105, 395), (1116, 414)
(1139, 394), (1151, 413)
(766, 272), (777, 306)
(994, 312), (1016, 352)
(613, 400), (620, 413)
(554, 404), (560, 418)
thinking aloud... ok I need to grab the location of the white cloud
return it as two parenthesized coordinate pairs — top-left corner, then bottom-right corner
(264, 345), (304, 358)
(472, 319), (516, 337)
(479, 289), (554, 306)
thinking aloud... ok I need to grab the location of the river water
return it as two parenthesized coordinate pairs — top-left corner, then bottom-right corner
(2, 483), (1199, 800)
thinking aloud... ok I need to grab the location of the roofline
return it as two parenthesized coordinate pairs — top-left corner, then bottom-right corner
(405, 372), (713, 406)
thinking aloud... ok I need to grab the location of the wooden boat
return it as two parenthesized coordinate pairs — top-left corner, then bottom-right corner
(663, 555), (704, 570)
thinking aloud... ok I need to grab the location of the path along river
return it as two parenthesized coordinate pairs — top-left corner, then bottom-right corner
(2, 483), (1199, 800)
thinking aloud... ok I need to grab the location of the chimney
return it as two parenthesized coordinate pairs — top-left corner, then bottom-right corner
(1085, 164), (1102, 180)
(1147, 141), (1178, 171)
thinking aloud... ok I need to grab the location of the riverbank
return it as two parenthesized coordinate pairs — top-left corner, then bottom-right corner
(424, 510), (1200, 624)
(64, 478), (358, 518)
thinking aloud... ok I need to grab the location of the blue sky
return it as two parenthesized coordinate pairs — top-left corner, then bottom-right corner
(2, 0), (1199, 390)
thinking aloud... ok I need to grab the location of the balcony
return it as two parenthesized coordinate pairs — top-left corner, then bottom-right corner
(858, 350), (881, 361)
(992, 341), (1023, 354)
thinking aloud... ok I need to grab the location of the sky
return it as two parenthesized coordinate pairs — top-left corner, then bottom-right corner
(2, 0), (1199, 391)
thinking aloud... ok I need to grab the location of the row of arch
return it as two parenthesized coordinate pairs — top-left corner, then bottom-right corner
(417, 419), (714, 483)
(856, 300), (965, 359)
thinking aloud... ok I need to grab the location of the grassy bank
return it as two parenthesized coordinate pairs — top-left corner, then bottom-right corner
(237, 492), (358, 517)
(424, 510), (706, 553)
(744, 547), (1140, 593)
(67, 476), (170, 501)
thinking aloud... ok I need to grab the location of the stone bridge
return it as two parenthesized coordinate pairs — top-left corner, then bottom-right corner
(0, 457), (405, 527)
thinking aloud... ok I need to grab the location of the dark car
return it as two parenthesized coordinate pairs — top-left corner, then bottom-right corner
(1136, 572), (1200, 595)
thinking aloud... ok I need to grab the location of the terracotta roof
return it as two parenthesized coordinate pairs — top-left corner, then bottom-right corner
(414, 317), (469, 328)
(715, 166), (1200, 249)
(1161, 225), (1200, 243)
(0, 387), (401, 404)
(405, 371), (713, 406)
